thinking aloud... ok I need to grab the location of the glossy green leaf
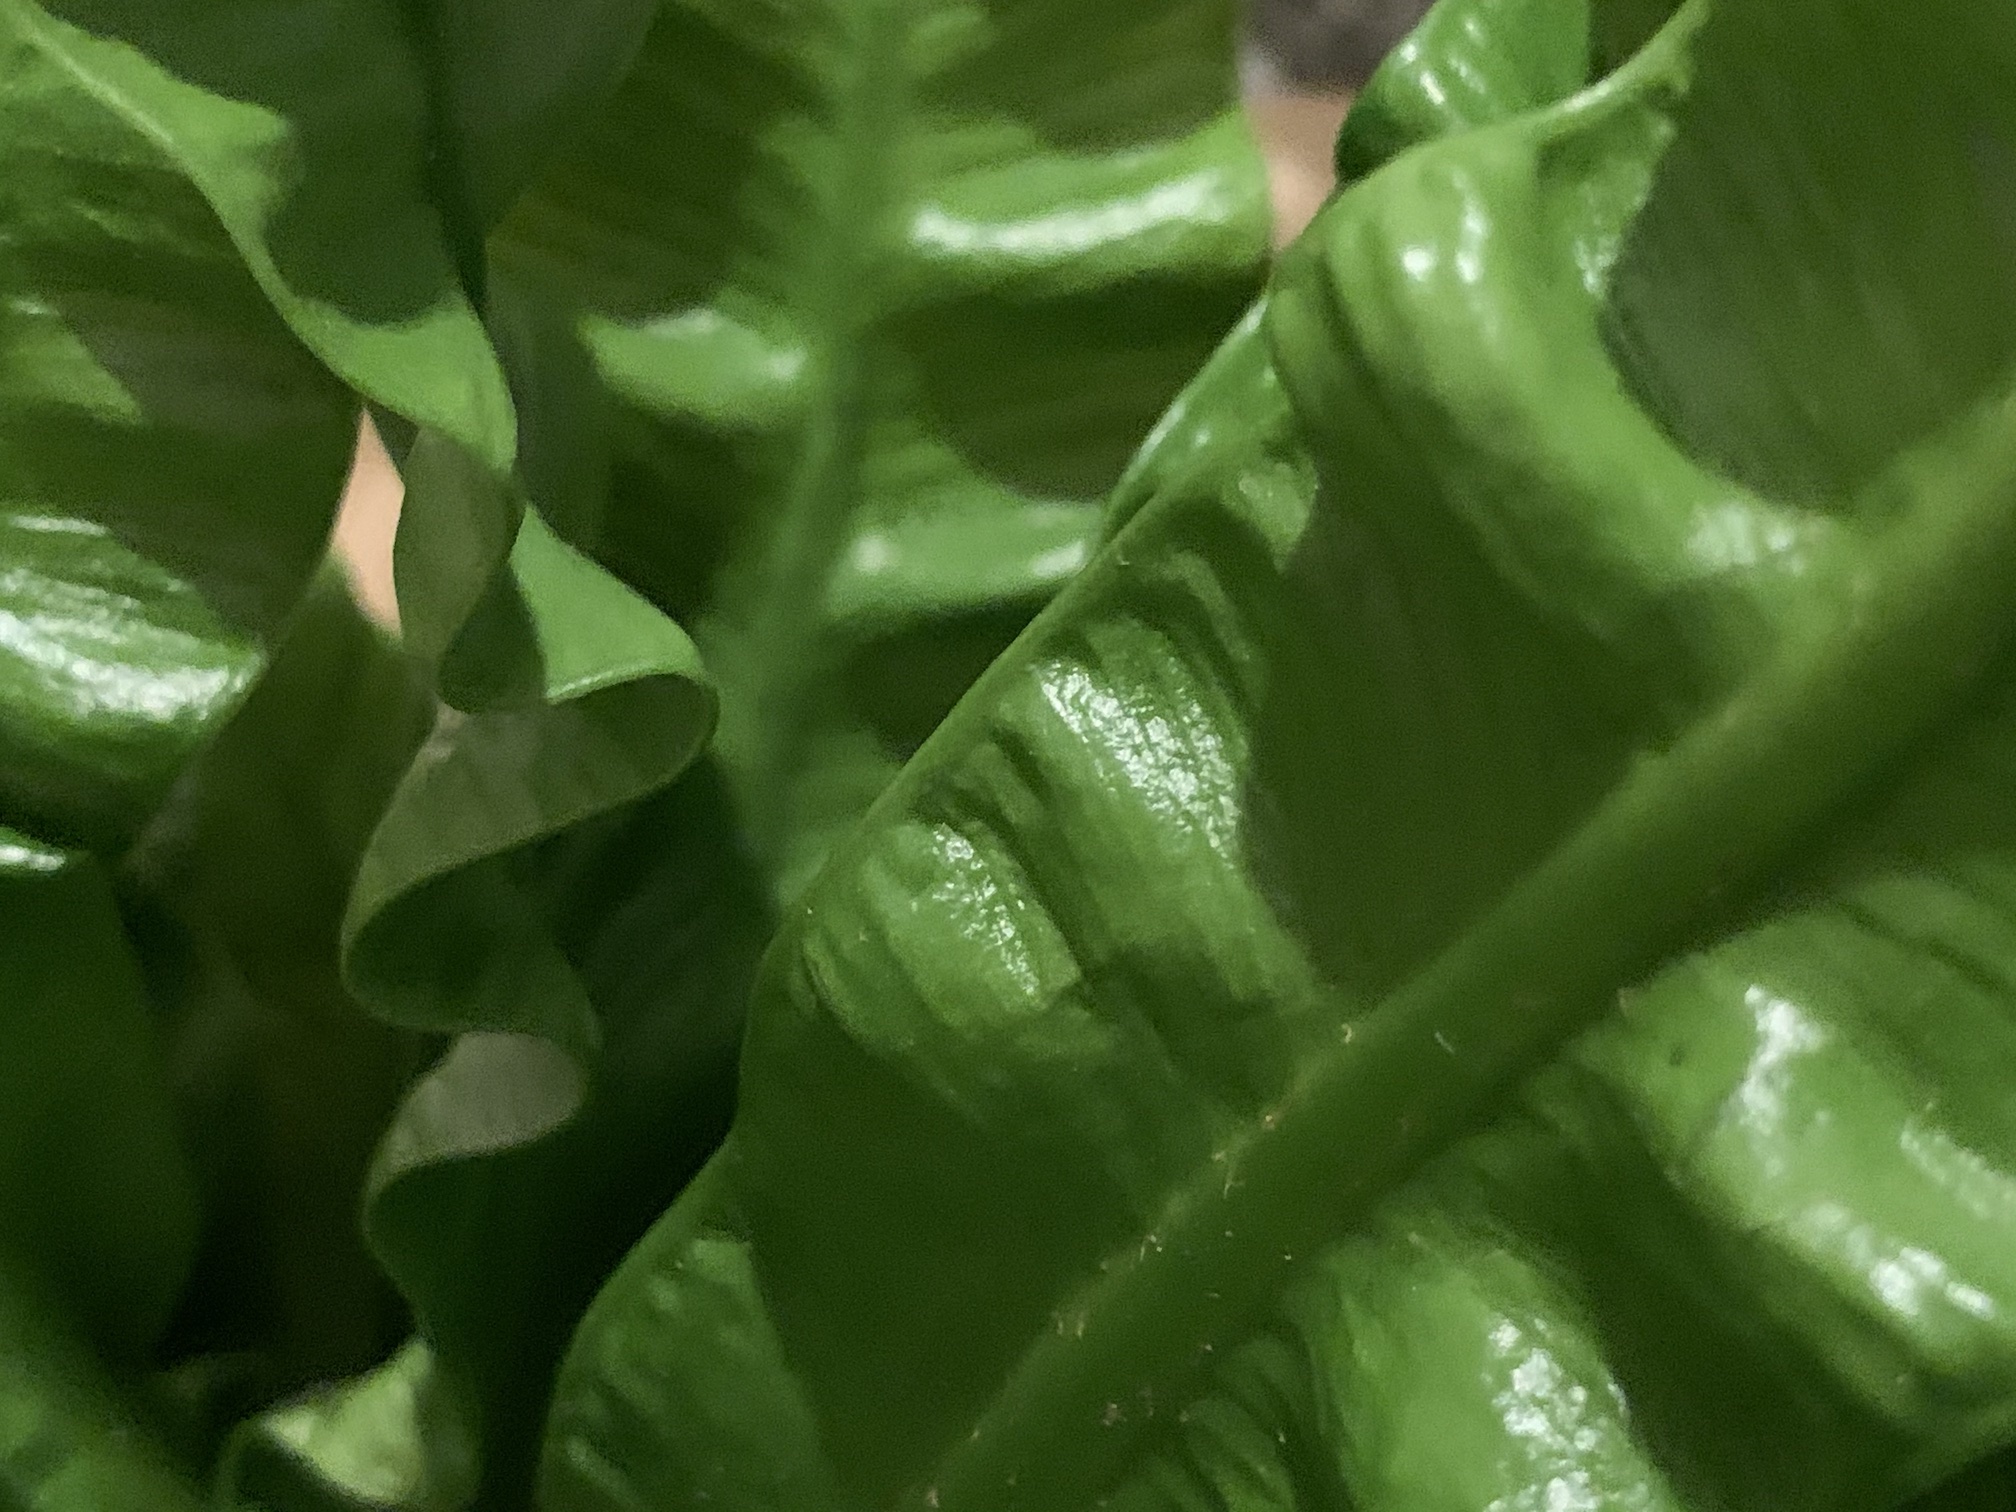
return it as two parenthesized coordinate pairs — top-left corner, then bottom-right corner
(0, 4), (365, 850)
(539, 2), (2016, 1509)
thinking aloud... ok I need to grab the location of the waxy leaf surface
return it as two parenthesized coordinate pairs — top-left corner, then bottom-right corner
(542, 2), (2016, 1509)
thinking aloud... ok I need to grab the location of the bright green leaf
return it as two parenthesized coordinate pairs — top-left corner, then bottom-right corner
(540, 3), (2016, 1509)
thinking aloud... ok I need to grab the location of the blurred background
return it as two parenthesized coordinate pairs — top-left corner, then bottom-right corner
(1244, 0), (1432, 239)
(1248, 0), (1433, 88)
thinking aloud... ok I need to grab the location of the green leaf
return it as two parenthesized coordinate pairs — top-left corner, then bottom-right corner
(538, 1), (2016, 1508)
(0, 831), (220, 1505)
(1332, 0), (1680, 183)
(491, 0), (1270, 899)
(120, 575), (433, 1432)
(0, 5), (365, 850)
(0, 1269), (216, 1512)
(218, 1339), (478, 1512)
(2, 4), (716, 1499)
(258, 3), (1267, 1503)
(402, 0), (663, 239)
(0, 830), (196, 1359)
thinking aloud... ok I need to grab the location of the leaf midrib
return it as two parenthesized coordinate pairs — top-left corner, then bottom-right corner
(907, 391), (2016, 1510)
(725, 0), (915, 869)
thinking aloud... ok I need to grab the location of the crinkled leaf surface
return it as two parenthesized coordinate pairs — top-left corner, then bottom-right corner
(541, 2), (2016, 1510)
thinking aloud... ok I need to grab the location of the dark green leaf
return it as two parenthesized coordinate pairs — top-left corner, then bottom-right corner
(0, 831), (195, 1358)
(120, 575), (433, 1433)
(0, 830), (225, 1505)
(538, 2), (2016, 1508)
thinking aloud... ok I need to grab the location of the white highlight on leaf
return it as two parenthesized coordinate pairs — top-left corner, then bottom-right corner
(1684, 500), (1809, 571)
(1731, 985), (1829, 1171)
(1901, 1121), (2016, 1227)
(1028, 540), (1089, 582)
(849, 531), (897, 574)
(637, 307), (807, 385)
(0, 574), (244, 722)
(0, 839), (63, 873)
(1455, 202), (1489, 286)
(1478, 1317), (1657, 1512)
(1795, 1201), (2000, 1323)
(927, 828), (1044, 1001)
(909, 171), (1237, 262)
(1037, 660), (1238, 849)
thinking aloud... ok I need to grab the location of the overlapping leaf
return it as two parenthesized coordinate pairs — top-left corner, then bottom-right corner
(0, 1), (710, 1501)
(539, 3), (2016, 1510)
(152, 0), (1264, 1505)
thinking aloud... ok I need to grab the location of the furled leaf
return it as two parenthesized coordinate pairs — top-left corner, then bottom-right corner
(538, 2), (2016, 1509)
(0, 6), (425, 1491)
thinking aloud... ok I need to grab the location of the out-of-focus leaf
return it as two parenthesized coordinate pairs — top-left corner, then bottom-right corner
(0, 831), (214, 1504)
(538, 2), (2016, 1509)
(217, 1340), (477, 1512)
(0, 830), (195, 1358)
(403, 0), (663, 238)
(118, 574), (433, 1435)
(493, 0), (1270, 899)
(0, 1269), (217, 1512)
